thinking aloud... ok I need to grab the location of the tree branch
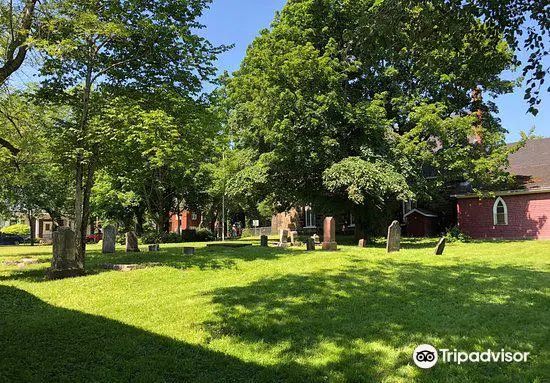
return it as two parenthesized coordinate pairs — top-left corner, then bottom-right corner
(0, 137), (21, 156)
(0, 0), (38, 85)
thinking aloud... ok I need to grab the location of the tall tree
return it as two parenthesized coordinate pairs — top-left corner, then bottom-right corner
(34, 0), (226, 269)
(226, 0), (525, 235)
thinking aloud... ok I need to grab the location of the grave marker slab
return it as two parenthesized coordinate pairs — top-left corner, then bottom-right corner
(102, 226), (117, 254)
(125, 231), (140, 252)
(322, 217), (338, 251)
(386, 221), (401, 253)
(434, 237), (447, 255)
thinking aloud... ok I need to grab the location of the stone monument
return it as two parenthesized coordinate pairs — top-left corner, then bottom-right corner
(278, 229), (290, 248)
(322, 217), (338, 251)
(45, 227), (84, 280)
(125, 231), (140, 253)
(260, 235), (269, 247)
(434, 237), (447, 255)
(102, 225), (117, 254)
(386, 221), (401, 253)
(306, 238), (315, 251)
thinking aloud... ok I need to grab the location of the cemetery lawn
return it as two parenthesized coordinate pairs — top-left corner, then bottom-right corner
(0, 239), (549, 382)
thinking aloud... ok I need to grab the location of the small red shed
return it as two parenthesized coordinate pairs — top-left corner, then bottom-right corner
(404, 209), (438, 237)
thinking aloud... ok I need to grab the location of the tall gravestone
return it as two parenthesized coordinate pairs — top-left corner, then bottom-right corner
(322, 217), (338, 251)
(434, 237), (447, 255)
(358, 239), (367, 248)
(289, 231), (299, 246)
(260, 235), (269, 247)
(125, 231), (140, 253)
(278, 229), (289, 248)
(45, 227), (84, 280)
(102, 226), (117, 254)
(386, 221), (401, 253)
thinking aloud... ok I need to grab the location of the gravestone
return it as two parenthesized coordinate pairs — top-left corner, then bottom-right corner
(184, 247), (195, 255)
(322, 217), (338, 251)
(260, 235), (269, 247)
(311, 234), (321, 245)
(148, 244), (160, 252)
(125, 231), (140, 253)
(289, 231), (299, 246)
(306, 238), (315, 251)
(358, 239), (367, 248)
(45, 227), (84, 280)
(102, 226), (117, 254)
(278, 229), (290, 248)
(434, 237), (447, 255)
(386, 221), (401, 253)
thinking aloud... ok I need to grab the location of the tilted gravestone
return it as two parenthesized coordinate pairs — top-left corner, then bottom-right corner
(45, 227), (84, 280)
(434, 237), (447, 255)
(102, 226), (117, 254)
(358, 239), (367, 248)
(306, 238), (315, 251)
(260, 235), (269, 247)
(322, 217), (338, 251)
(278, 229), (290, 248)
(125, 231), (140, 253)
(386, 221), (401, 253)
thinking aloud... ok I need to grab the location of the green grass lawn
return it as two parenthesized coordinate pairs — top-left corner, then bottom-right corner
(0, 238), (549, 382)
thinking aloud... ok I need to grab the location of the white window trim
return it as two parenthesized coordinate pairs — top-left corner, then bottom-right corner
(493, 197), (509, 226)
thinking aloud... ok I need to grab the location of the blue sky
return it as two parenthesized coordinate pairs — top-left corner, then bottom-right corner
(199, 0), (548, 142)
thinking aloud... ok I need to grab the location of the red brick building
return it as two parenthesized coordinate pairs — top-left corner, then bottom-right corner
(455, 138), (550, 240)
(169, 211), (201, 233)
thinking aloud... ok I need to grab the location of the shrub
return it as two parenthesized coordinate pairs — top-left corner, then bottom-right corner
(194, 228), (215, 242)
(163, 232), (185, 243)
(240, 228), (253, 238)
(445, 225), (471, 243)
(1, 224), (30, 236)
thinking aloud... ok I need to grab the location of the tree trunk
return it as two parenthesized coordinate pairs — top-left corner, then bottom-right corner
(74, 64), (93, 270)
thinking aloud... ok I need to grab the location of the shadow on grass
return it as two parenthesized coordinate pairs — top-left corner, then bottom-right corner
(0, 285), (308, 382)
(205, 262), (550, 382)
(0, 245), (302, 283)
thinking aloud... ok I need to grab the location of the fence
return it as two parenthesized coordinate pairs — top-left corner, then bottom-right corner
(248, 226), (276, 236)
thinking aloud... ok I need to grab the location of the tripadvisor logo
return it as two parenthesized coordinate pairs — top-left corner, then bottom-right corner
(413, 344), (530, 369)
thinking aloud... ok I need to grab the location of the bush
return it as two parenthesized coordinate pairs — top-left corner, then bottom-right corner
(194, 228), (215, 242)
(1, 224), (30, 236)
(445, 225), (471, 243)
(240, 228), (253, 238)
(163, 232), (185, 243)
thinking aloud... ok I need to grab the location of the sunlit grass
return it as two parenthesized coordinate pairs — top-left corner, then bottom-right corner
(1, 238), (549, 382)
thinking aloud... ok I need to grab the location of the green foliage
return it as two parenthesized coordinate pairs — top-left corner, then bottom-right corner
(225, 0), (522, 231)
(323, 157), (413, 205)
(0, 224), (30, 236)
(445, 225), (472, 243)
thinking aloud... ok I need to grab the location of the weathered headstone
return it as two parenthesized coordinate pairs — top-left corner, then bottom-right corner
(125, 231), (140, 253)
(102, 226), (117, 254)
(289, 230), (299, 246)
(184, 247), (195, 255)
(322, 217), (338, 251)
(386, 221), (401, 253)
(278, 229), (290, 248)
(260, 235), (269, 247)
(358, 239), (367, 248)
(311, 234), (321, 245)
(306, 238), (315, 251)
(45, 227), (84, 280)
(434, 237), (447, 255)
(148, 244), (160, 252)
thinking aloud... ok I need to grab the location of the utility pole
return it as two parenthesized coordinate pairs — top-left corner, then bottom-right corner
(222, 149), (225, 242)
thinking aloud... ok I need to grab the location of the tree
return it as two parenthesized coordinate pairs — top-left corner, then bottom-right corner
(34, 0), (227, 269)
(226, 0), (525, 235)
(0, 89), (72, 244)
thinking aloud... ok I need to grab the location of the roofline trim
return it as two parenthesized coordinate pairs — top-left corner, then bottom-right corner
(452, 187), (550, 199)
(403, 208), (438, 218)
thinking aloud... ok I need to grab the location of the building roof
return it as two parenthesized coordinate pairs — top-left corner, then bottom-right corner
(404, 208), (437, 218)
(453, 137), (550, 198)
(508, 137), (550, 190)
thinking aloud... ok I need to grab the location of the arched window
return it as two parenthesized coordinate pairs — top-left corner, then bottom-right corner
(304, 206), (316, 228)
(493, 197), (508, 226)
